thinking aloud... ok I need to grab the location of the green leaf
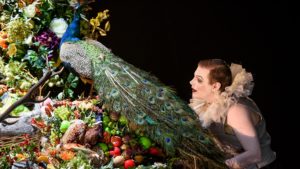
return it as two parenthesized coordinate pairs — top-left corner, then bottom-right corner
(67, 73), (76, 83)
(72, 76), (79, 83)
(67, 89), (74, 98)
(70, 82), (78, 88)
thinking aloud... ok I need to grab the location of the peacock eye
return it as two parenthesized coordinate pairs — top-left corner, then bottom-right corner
(165, 137), (171, 143)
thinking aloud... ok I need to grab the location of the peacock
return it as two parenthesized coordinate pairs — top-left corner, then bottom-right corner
(59, 2), (228, 169)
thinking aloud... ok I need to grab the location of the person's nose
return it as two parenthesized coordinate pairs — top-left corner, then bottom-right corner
(190, 78), (194, 86)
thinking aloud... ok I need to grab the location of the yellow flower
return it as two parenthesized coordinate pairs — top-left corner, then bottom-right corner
(7, 18), (31, 42)
(89, 10), (110, 38)
(97, 10), (110, 20)
(90, 18), (100, 33)
(7, 43), (17, 57)
(90, 18), (100, 27)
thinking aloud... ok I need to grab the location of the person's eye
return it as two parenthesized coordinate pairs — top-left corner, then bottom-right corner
(197, 78), (202, 83)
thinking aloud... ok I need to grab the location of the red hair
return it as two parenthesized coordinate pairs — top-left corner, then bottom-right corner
(198, 59), (232, 92)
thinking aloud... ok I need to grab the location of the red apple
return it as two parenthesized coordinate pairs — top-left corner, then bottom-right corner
(149, 147), (161, 156)
(111, 136), (122, 147)
(124, 159), (135, 169)
(109, 147), (121, 156)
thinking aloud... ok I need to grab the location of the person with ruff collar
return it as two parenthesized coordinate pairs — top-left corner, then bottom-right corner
(189, 59), (276, 169)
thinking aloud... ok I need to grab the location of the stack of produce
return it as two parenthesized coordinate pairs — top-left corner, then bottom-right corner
(1, 97), (172, 169)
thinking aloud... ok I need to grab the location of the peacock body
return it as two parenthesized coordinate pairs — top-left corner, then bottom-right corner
(59, 3), (228, 169)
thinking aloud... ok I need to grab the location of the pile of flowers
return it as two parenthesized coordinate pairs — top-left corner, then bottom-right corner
(0, 0), (109, 98)
(1, 0), (74, 95)
(0, 0), (111, 112)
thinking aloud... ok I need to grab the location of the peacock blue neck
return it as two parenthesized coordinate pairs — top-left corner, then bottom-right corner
(60, 11), (81, 47)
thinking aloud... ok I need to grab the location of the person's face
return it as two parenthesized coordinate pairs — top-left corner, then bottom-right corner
(190, 66), (216, 102)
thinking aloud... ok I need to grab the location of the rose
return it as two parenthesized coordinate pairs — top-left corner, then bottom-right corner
(50, 18), (68, 38)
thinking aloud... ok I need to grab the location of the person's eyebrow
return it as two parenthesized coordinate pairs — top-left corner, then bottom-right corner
(196, 75), (203, 80)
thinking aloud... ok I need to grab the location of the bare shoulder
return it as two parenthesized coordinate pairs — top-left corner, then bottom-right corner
(228, 103), (249, 116)
(227, 103), (253, 126)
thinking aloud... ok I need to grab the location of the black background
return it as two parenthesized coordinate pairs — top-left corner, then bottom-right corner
(93, 0), (282, 167)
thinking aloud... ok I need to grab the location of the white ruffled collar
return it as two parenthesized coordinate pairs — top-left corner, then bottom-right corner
(189, 63), (254, 127)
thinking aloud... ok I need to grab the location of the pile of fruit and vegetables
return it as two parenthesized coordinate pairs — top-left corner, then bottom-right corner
(1, 95), (172, 169)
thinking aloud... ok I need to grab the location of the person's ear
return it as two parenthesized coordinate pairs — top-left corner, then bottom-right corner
(212, 82), (221, 92)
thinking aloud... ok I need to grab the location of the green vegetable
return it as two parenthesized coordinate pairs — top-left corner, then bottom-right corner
(102, 115), (110, 125)
(139, 136), (152, 150)
(60, 151), (92, 169)
(118, 115), (128, 125)
(12, 104), (30, 116)
(54, 106), (71, 120)
(0, 93), (29, 116)
(104, 127), (111, 133)
(60, 120), (70, 133)
(98, 143), (108, 152)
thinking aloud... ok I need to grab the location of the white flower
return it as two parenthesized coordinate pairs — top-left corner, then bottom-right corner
(50, 18), (68, 38)
(24, 3), (37, 18)
(24, 34), (33, 45)
(152, 162), (167, 168)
